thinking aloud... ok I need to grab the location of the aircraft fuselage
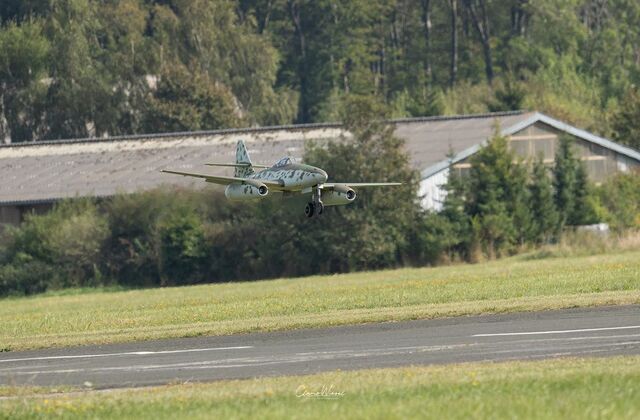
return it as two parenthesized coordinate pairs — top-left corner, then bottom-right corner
(250, 162), (328, 190)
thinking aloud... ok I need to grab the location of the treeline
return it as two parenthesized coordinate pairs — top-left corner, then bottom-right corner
(1, 0), (640, 150)
(0, 100), (638, 296)
(429, 131), (639, 262)
(439, 134), (598, 261)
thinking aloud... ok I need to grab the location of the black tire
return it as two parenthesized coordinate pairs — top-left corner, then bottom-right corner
(304, 202), (315, 218)
(316, 202), (324, 215)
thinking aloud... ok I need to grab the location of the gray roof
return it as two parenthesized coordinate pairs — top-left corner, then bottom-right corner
(419, 111), (640, 178)
(393, 111), (534, 174)
(0, 125), (345, 205)
(1, 110), (637, 205)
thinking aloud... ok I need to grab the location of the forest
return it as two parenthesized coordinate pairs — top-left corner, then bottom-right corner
(0, 0), (639, 150)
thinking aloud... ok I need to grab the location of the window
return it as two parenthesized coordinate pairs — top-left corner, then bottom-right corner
(532, 138), (554, 159)
(273, 157), (292, 168)
(509, 139), (530, 158)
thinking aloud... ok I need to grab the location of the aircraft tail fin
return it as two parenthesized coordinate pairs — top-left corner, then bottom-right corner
(235, 140), (254, 177)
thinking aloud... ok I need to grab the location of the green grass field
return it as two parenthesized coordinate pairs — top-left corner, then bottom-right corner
(2, 357), (640, 419)
(0, 249), (639, 351)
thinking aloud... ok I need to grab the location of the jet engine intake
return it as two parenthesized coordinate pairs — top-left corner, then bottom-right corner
(225, 183), (269, 201)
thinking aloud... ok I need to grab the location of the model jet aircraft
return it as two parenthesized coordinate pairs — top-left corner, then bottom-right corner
(161, 140), (401, 218)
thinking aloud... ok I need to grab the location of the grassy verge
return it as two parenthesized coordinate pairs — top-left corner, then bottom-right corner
(0, 385), (77, 398)
(0, 250), (639, 351)
(2, 357), (640, 419)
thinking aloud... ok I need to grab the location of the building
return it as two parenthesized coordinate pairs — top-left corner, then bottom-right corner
(0, 110), (638, 225)
(405, 111), (640, 209)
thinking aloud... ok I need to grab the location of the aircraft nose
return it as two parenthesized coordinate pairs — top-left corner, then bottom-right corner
(316, 169), (328, 184)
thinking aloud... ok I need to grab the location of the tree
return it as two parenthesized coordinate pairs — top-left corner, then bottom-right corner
(595, 172), (640, 231)
(441, 132), (528, 259)
(552, 134), (600, 228)
(488, 76), (526, 111)
(103, 189), (168, 287)
(157, 208), (207, 286)
(0, 0), (50, 24)
(0, 21), (50, 142)
(505, 156), (533, 245)
(94, 0), (151, 136)
(463, 0), (494, 84)
(464, 132), (522, 257)
(301, 95), (424, 271)
(553, 135), (578, 230)
(568, 160), (598, 225)
(447, 0), (458, 86)
(420, 0), (433, 85)
(143, 65), (243, 132)
(137, 0), (296, 127)
(528, 156), (558, 243)
(611, 86), (640, 150)
(440, 165), (472, 259)
(287, 0), (311, 122)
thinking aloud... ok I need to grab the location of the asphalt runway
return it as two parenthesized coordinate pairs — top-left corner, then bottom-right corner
(1, 305), (639, 389)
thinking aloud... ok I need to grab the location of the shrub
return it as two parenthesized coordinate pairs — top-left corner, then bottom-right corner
(595, 172), (640, 231)
(0, 199), (108, 295)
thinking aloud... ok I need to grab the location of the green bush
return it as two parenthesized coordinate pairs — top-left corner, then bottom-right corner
(0, 257), (53, 296)
(0, 199), (108, 295)
(102, 187), (228, 287)
(595, 172), (640, 231)
(157, 207), (207, 286)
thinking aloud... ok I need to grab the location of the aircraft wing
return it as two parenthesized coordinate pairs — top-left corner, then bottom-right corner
(205, 163), (269, 169)
(324, 182), (402, 188)
(161, 169), (283, 188)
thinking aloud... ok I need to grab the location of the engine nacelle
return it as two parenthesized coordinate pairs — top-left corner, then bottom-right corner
(322, 185), (356, 206)
(224, 183), (269, 201)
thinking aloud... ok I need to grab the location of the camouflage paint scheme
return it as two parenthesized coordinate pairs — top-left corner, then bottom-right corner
(162, 140), (401, 217)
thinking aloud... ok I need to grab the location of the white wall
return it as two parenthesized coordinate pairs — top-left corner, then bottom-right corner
(418, 169), (449, 211)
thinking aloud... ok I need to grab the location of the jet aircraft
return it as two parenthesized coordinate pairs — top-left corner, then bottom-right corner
(162, 140), (401, 218)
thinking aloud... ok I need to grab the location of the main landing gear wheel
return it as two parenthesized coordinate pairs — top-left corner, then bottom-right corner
(304, 201), (323, 218)
(305, 186), (324, 218)
(305, 202), (315, 218)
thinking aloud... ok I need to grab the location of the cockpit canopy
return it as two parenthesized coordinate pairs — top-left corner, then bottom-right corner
(273, 156), (292, 168)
